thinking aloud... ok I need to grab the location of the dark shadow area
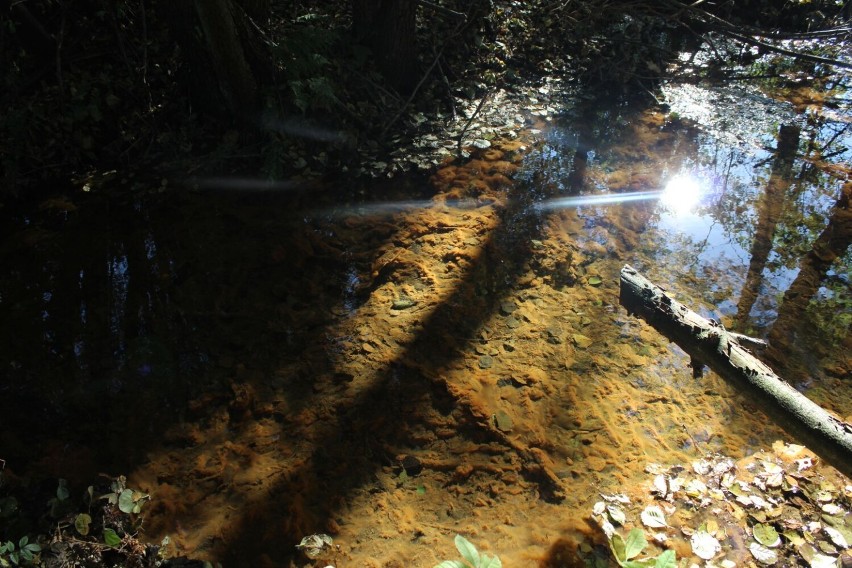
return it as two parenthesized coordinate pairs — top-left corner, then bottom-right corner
(538, 536), (590, 568)
(216, 160), (561, 566)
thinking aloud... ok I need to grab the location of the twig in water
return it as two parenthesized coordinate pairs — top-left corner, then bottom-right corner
(682, 424), (703, 454)
(456, 81), (501, 158)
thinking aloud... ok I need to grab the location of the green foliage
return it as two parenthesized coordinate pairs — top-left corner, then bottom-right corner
(0, 0), (177, 193)
(103, 528), (121, 547)
(805, 272), (852, 348)
(47, 479), (74, 518)
(0, 473), (157, 566)
(74, 513), (92, 536)
(99, 476), (150, 515)
(0, 536), (41, 566)
(606, 528), (676, 568)
(274, 22), (342, 113)
(434, 535), (502, 568)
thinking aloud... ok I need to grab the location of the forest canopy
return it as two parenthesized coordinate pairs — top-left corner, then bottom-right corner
(1, 0), (849, 197)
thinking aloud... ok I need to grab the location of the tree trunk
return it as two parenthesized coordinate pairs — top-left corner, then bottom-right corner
(235, 0), (271, 23)
(619, 264), (852, 478)
(352, 0), (418, 92)
(767, 182), (852, 367)
(735, 124), (800, 325)
(193, 0), (259, 116)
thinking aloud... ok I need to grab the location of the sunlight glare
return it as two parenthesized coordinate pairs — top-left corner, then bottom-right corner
(661, 175), (702, 215)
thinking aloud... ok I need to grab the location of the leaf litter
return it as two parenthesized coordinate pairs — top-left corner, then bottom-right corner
(593, 441), (851, 566)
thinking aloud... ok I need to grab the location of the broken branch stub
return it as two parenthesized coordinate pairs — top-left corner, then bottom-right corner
(618, 264), (852, 479)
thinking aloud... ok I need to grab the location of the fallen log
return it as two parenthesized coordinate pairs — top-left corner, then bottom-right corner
(619, 264), (852, 479)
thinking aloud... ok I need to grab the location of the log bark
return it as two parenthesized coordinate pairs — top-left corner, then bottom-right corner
(619, 264), (852, 478)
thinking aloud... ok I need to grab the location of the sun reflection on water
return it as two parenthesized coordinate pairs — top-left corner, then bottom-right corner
(661, 174), (704, 215)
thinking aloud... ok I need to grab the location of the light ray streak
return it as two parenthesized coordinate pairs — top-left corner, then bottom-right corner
(190, 177), (303, 191)
(315, 198), (482, 219)
(533, 191), (663, 211)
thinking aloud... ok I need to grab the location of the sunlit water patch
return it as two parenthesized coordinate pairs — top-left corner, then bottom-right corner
(522, 86), (851, 418)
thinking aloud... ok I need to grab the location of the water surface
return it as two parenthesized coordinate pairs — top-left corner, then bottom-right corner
(1, 78), (849, 566)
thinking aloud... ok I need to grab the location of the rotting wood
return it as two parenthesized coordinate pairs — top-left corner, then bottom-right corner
(619, 264), (852, 479)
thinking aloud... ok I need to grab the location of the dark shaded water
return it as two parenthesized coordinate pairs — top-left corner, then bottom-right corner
(1, 80), (850, 567)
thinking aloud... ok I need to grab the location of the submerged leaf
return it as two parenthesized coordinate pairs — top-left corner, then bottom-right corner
(690, 531), (720, 560)
(753, 524), (780, 547)
(652, 475), (669, 497)
(684, 478), (707, 497)
(607, 505), (627, 525)
(74, 513), (92, 536)
(640, 505), (668, 528)
(296, 534), (333, 558)
(823, 526), (848, 548)
(748, 542), (778, 565)
(806, 553), (837, 568)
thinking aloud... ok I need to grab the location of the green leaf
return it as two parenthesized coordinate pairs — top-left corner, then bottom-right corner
(118, 489), (135, 513)
(610, 533), (627, 563)
(588, 275), (603, 286)
(433, 562), (466, 568)
(654, 550), (677, 568)
(103, 528), (121, 547)
(622, 560), (655, 568)
(624, 529), (647, 560)
(455, 535), (480, 567)
(75, 513), (92, 536)
(56, 479), (69, 501)
(479, 554), (502, 568)
(753, 523), (780, 547)
(416, 485), (426, 495)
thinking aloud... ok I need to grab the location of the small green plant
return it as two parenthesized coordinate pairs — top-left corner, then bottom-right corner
(0, 536), (41, 566)
(98, 475), (150, 515)
(606, 528), (676, 568)
(47, 478), (74, 518)
(434, 534), (502, 568)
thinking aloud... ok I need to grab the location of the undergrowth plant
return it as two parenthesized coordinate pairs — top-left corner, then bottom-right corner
(0, 536), (40, 567)
(434, 534), (502, 568)
(606, 528), (676, 568)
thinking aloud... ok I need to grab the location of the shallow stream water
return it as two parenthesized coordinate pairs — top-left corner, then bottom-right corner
(1, 77), (850, 567)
